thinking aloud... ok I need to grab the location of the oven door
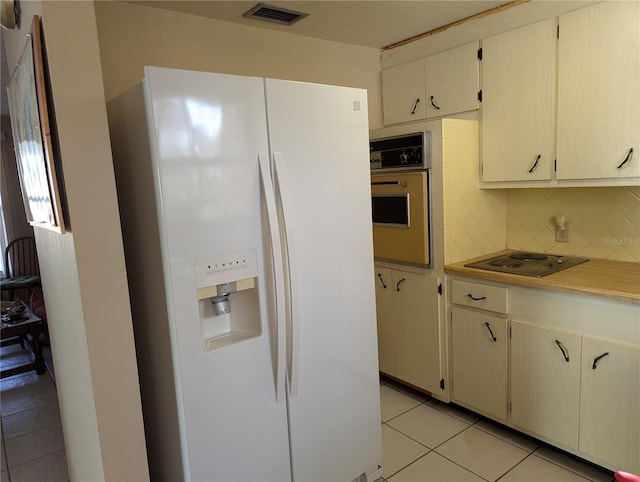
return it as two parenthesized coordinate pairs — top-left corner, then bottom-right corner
(371, 171), (430, 266)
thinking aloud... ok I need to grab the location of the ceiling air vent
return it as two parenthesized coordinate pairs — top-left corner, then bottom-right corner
(243, 3), (309, 26)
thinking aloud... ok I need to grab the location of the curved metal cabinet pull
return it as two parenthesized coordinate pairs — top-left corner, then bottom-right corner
(485, 322), (497, 342)
(430, 96), (441, 110)
(592, 352), (610, 369)
(467, 293), (487, 301)
(377, 273), (387, 289)
(396, 278), (406, 292)
(528, 154), (541, 173)
(617, 148), (633, 169)
(555, 339), (570, 362)
(410, 98), (420, 115)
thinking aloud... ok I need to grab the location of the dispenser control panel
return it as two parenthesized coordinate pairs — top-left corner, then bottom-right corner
(194, 250), (258, 289)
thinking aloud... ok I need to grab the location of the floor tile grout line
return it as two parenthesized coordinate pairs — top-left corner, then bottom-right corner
(401, 443), (494, 482)
(0, 386), (58, 405)
(382, 421), (436, 451)
(5, 447), (66, 473)
(428, 421), (593, 482)
(1, 414), (63, 443)
(385, 389), (541, 481)
(1, 401), (59, 420)
(384, 450), (434, 480)
(382, 382), (613, 482)
(529, 449), (612, 482)
(0, 350), (66, 480)
(384, 384), (536, 454)
(420, 399), (481, 426)
(418, 392), (541, 455)
(469, 418), (540, 454)
(1, 397), (60, 416)
(494, 451), (537, 482)
(380, 401), (424, 424)
(383, 419), (500, 481)
(5, 426), (65, 470)
(384, 416), (475, 454)
(433, 453), (493, 482)
(381, 378), (429, 402)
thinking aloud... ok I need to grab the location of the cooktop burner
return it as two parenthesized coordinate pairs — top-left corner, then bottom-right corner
(489, 258), (523, 267)
(510, 252), (548, 261)
(465, 251), (589, 277)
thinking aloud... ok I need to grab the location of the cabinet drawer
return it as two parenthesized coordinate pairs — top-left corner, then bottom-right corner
(451, 280), (508, 313)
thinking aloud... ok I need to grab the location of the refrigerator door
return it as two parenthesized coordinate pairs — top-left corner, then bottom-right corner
(144, 67), (291, 481)
(265, 79), (382, 481)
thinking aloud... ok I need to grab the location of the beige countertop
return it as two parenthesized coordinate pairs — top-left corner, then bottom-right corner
(445, 250), (640, 304)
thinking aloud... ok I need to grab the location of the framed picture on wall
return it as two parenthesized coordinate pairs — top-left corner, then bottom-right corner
(6, 15), (65, 233)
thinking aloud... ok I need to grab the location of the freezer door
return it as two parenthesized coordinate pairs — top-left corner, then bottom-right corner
(265, 78), (382, 481)
(143, 67), (291, 481)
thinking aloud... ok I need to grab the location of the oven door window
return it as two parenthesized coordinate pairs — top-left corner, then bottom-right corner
(372, 194), (410, 227)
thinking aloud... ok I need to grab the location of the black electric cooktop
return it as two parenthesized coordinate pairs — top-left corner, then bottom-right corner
(464, 251), (589, 278)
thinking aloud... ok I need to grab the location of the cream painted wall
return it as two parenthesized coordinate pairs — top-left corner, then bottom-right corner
(94, 1), (383, 128)
(2, 1), (149, 480)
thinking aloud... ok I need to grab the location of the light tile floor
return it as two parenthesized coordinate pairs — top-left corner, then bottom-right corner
(379, 377), (615, 482)
(1, 344), (69, 482)
(0, 346), (620, 482)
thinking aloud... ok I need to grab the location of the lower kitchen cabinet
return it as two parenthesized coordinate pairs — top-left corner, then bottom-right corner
(375, 268), (396, 375)
(451, 306), (507, 420)
(510, 320), (582, 450)
(374, 266), (443, 395)
(447, 274), (640, 473)
(580, 337), (640, 472)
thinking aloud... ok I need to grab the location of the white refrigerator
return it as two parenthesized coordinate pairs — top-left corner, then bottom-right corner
(107, 66), (382, 482)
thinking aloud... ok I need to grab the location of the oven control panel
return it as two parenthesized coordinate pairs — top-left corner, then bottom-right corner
(370, 132), (431, 172)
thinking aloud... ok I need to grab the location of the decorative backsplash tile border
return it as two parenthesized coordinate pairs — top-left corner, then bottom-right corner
(507, 187), (640, 262)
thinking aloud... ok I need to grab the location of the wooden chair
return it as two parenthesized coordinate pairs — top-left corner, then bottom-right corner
(1, 236), (41, 301)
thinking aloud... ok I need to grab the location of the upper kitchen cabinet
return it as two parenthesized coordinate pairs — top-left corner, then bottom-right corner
(481, 19), (556, 183)
(557, 1), (640, 181)
(382, 42), (479, 125)
(425, 42), (480, 120)
(382, 59), (426, 125)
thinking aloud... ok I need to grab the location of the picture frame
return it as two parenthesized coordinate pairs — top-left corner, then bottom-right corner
(6, 15), (65, 233)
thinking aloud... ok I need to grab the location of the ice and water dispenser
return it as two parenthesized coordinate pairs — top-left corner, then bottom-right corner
(194, 250), (261, 351)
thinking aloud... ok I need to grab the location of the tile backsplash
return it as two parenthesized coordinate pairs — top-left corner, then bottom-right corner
(443, 120), (507, 265)
(507, 186), (640, 262)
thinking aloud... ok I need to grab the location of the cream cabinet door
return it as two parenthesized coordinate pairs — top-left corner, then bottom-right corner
(557, 1), (640, 180)
(374, 267), (396, 376)
(382, 59), (426, 125)
(394, 271), (442, 395)
(425, 42), (479, 119)
(481, 19), (556, 182)
(580, 337), (640, 473)
(451, 306), (508, 420)
(510, 320), (581, 449)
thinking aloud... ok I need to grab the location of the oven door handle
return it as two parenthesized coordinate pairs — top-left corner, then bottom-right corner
(371, 181), (408, 187)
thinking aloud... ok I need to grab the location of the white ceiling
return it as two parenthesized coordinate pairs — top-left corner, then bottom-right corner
(128, 0), (510, 49)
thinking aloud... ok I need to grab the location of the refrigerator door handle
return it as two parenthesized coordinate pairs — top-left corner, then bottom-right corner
(273, 152), (300, 397)
(258, 153), (287, 403)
